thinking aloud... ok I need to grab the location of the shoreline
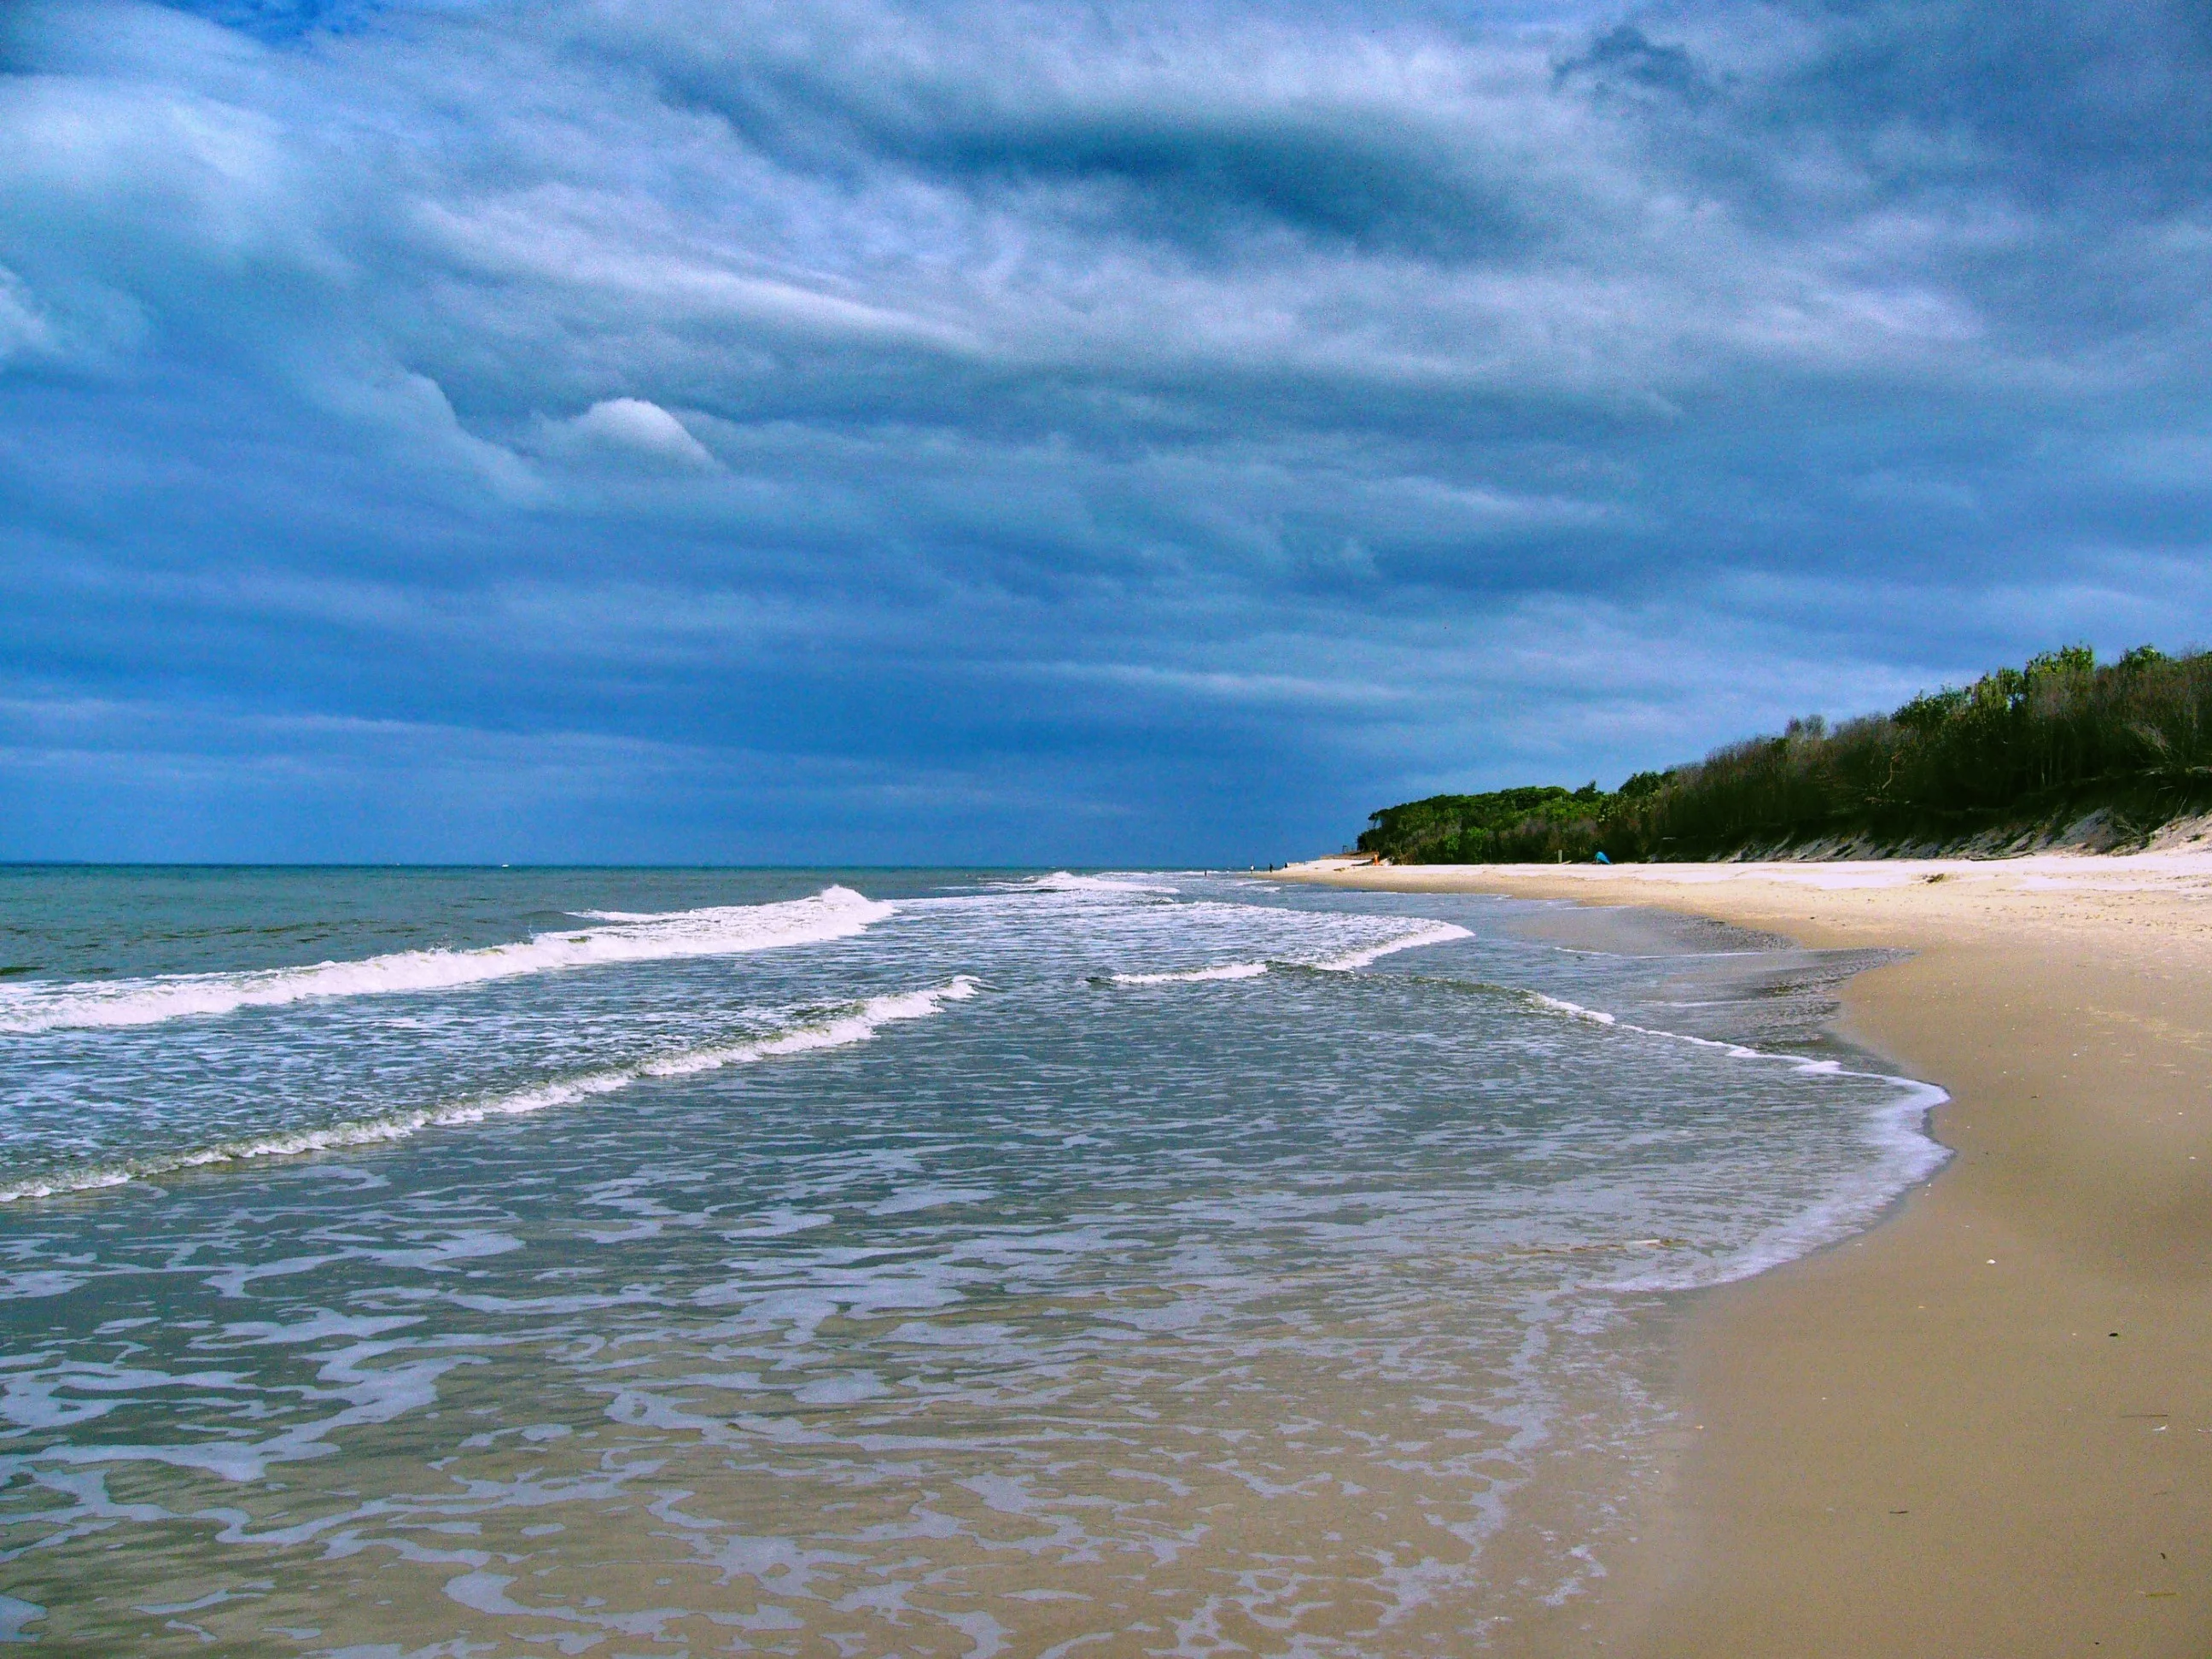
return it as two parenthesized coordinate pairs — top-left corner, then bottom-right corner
(1285, 854), (2212, 1655)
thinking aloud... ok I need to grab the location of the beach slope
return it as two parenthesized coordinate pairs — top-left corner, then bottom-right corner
(1288, 853), (2212, 1656)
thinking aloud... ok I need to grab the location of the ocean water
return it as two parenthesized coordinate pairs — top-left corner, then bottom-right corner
(0, 867), (1945, 1655)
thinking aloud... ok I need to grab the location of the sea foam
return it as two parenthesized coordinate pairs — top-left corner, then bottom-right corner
(0, 886), (892, 1034)
(0, 977), (977, 1202)
(1108, 920), (1471, 984)
(1515, 987), (1952, 1294)
(1021, 872), (1182, 895)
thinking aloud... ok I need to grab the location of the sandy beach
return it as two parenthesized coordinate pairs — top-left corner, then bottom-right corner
(1287, 852), (2212, 1656)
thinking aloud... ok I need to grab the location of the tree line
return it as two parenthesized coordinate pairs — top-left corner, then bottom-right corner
(1357, 645), (2212, 863)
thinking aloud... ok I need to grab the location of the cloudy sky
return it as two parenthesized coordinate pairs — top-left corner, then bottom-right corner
(4, 0), (2209, 862)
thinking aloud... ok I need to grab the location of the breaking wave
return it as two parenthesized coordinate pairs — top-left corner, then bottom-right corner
(0, 886), (891, 1034)
(1108, 920), (1471, 984)
(0, 978), (976, 1202)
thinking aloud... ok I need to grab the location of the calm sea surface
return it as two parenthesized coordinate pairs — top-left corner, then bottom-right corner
(0, 867), (1943, 1654)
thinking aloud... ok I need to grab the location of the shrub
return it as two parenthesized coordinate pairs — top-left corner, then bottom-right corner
(1357, 645), (2212, 862)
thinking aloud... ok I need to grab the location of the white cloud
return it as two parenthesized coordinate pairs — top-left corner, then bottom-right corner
(540, 397), (721, 470)
(0, 267), (60, 367)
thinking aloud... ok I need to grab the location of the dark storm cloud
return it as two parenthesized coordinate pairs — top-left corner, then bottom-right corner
(1555, 24), (1719, 104)
(624, 19), (1535, 260)
(2, 0), (2209, 860)
(1761, 1), (2212, 205)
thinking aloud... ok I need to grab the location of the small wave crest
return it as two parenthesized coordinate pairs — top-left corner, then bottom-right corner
(1526, 991), (1618, 1026)
(1107, 920), (1470, 986)
(0, 977), (978, 1203)
(1110, 961), (1272, 985)
(1316, 921), (1471, 971)
(0, 886), (893, 1034)
(1019, 872), (1182, 895)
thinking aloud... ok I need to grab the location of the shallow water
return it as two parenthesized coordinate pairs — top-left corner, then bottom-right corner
(0, 867), (1942, 1654)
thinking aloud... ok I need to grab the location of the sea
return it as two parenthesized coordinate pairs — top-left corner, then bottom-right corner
(0, 867), (1946, 1655)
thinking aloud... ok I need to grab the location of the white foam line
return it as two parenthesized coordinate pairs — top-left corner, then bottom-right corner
(1526, 991), (1616, 1025)
(1111, 961), (1272, 985)
(0, 886), (893, 1034)
(1110, 920), (1471, 986)
(1524, 989), (1852, 1070)
(1517, 988), (1951, 1293)
(1018, 871), (1182, 895)
(0, 978), (978, 1203)
(1603, 1072), (1952, 1295)
(1314, 920), (1473, 971)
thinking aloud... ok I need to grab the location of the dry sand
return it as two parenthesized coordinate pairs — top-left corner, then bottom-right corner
(1287, 852), (2212, 1656)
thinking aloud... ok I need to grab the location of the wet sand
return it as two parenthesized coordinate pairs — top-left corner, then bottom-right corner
(1287, 854), (2212, 1656)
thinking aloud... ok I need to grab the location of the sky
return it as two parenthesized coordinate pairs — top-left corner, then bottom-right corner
(4, 0), (2210, 864)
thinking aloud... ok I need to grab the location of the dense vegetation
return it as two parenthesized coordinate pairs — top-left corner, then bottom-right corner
(1356, 782), (1625, 865)
(1357, 645), (2212, 863)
